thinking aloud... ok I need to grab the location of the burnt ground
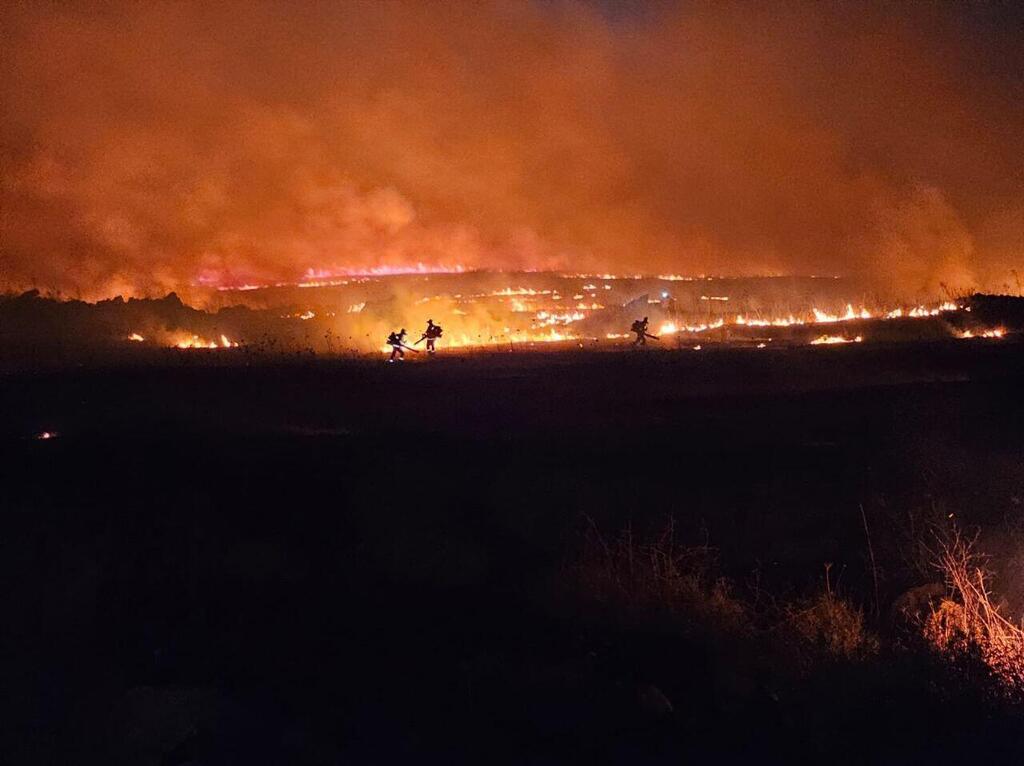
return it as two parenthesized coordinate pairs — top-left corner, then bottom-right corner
(3, 338), (1024, 763)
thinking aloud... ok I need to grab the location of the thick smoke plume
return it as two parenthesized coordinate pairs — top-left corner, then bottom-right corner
(2, 1), (1022, 300)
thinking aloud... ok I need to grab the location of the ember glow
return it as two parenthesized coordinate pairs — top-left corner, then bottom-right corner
(811, 335), (863, 346)
(958, 328), (1006, 339)
(173, 334), (239, 350)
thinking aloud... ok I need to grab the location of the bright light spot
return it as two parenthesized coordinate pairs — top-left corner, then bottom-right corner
(811, 335), (862, 345)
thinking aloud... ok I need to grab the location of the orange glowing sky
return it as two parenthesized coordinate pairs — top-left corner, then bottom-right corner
(2, 1), (1022, 300)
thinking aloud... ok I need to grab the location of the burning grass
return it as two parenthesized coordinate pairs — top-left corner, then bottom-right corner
(924, 527), (1024, 696)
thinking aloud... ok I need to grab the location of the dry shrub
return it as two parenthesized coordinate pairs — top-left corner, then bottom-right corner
(924, 527), (1024, 696)
(781, 565), (879, 663)
(566, 516), (746, 632)
(786, 590), (878, 660)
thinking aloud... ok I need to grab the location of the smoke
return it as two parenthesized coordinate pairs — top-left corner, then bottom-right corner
(2, 1), (1022, 300)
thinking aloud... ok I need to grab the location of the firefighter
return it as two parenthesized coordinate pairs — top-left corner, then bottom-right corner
(631, 316), (650, 347)
(420, 319), (443, 354)
(387, 328), (408, 362)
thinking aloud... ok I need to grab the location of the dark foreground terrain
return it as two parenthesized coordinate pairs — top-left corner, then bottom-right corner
(4, 339), (1024, 763)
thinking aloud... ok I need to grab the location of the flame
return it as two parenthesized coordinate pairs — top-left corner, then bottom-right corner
(535, 310), (586, 327)
(958, 327), (1005, 339)
(128, 332), (145, 342)
(810, 335), (863, 345)
(173, 333), (239, 349)
(812, 304), (873, 323)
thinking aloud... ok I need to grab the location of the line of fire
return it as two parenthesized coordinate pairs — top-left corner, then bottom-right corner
(1, 271), (1019, 364)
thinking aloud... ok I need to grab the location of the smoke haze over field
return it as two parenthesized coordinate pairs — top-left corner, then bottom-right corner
(2, 1), (1023, 300)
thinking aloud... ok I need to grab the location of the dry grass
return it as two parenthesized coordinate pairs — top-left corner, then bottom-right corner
(782, 566), (878, 662)
(565, 517), (878, 666)
(566, 516), (746, 631)
(924, 526), (1024, 696)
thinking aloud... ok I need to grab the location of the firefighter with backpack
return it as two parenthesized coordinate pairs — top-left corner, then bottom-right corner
(415, 319), (443, 354)
(631, 316), (658, 347)
(386, 328), (417, 362)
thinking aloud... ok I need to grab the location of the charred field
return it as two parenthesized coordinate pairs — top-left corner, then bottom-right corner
(4, 331), (1024, 764)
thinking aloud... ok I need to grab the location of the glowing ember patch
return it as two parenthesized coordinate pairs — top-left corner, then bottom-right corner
(811, 335), (862, 345)
(701, 295), (730, 301)
(490, 287), (552, 297)
(36, 431), (58, 440)
(534, 311), (586, 327)
(960, 328), (1005, 339)
(299, 311), (315, 320)
(346, 302), (365, 313)
(173, 334), (239, 349)
(128, 333), (145, 342)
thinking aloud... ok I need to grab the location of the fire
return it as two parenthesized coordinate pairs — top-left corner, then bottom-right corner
(442, 327), (573, 350)
(958, 328), (1005, 339)
(813, 304), (873, 323)
(491, 287), (552, 297)
(811, 335), (863, 345)
(534, 311), (586, 327)
(173, 333), (239, 349)
(734, 314), (804, 327)
(128, 332), (145, 342)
